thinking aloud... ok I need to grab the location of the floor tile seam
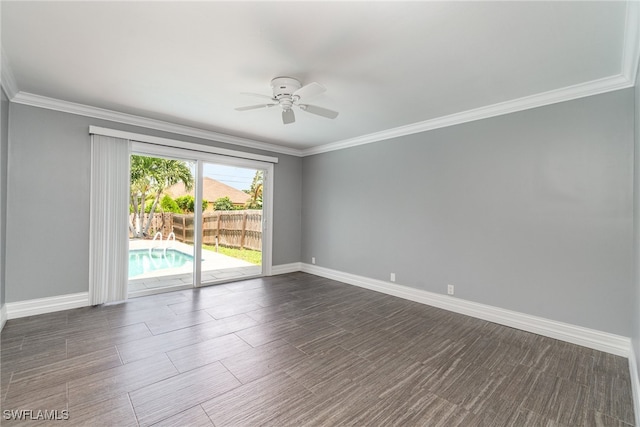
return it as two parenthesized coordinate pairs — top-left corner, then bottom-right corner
(67, 368), (181, 411)
(67, 332), (159, 357)
(7, 368), (122, 400)
(170, 302), (235, 316)
(0, 339), (24, 354)
(516, 385), (589, 426)
(142, 404), (197, 427)
(226, 331), (255, 353)
(276, 370), (319, 398)
(422, 392), (469, 420)
(450, 377), (519, 417)
(142, 320), (215, 338)
(145, 319), (218, 337)
(125, 391), (141, 427)
(3, 327), (99, 343)
(168, 347), (252, 375)
(529, 403), (593, 427)
(3, 379), (68, 409)
(113, 344), (126, 368)
(216, 359), (244, 388)
(98, 319), (156, 336)
(64, 333), (145, 351)
(592, 409), (637, 426)
(1, 371), (14, 402)
(200, 403), (217, 427)
(119, 332), (226, 363)
(291, 341), (317, 357)
(290, 334), (353, 356)
(7, 346), (122, 384)
(130, 353), (185, 392)
(0, 348), (66, 368)
(65, 382), (69, 413)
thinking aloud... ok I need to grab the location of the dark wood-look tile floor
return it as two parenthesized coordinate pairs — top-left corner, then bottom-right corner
(0, 272), (635, 426)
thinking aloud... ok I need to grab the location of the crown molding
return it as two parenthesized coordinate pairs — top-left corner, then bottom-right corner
(1, 48), (18, 99)
(303, 74), (633, 156)
(8, 70), (635, 160)
(11, 92), (304, 157)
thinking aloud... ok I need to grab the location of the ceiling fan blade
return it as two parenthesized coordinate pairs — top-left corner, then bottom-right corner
(299, 104), (339, 119)
(282, 109), (295, 124)
(240, 92), (276, 101)
(235, 104), (277, 111)
(293, 82), (326, 101)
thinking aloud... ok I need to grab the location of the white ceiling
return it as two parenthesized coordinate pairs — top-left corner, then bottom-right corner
(1, 1), (638, 155)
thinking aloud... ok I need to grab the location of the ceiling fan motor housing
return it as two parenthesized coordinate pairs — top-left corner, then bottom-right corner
(271, 77), (302, 101)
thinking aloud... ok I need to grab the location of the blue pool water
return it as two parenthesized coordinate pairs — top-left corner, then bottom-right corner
(128, 249), (194, 278)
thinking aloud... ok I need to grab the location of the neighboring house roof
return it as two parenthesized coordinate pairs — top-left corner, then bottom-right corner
(165, 177), (250, 205)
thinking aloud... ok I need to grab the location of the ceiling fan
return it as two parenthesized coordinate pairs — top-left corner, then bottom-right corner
(235, 77), (339, 125)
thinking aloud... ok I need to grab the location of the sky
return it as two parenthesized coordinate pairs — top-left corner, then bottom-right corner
(202, 163), (256, 191)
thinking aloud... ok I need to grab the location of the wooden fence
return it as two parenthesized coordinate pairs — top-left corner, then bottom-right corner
(131, 211), (262, 251)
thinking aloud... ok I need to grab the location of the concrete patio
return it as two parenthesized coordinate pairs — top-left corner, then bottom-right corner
(128, 239), (262, 296)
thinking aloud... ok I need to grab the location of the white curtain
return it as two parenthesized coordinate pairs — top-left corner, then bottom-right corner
(89, 134), (130, 305)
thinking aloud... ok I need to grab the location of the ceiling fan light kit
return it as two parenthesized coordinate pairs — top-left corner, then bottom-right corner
(236, 76), (339, 125)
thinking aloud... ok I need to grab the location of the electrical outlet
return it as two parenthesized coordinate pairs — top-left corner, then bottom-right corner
(311, 257), (316, 265)
(447, 284), (454, 295)
(390, 273), (396, 282)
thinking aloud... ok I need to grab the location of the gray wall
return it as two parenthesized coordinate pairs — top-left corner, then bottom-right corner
(302, 89), (634, 336)
(0, 88), (8, 310)
(5, 103), (301, 302)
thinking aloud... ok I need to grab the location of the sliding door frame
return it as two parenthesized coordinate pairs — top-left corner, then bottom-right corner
(130, 142), (275, 287)
(90, 125), (277, 292)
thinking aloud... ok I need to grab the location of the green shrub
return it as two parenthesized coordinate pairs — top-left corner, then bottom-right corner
(161, 195), (182, 213)
(175, 195), (191, 212)
(213, 196), (235, 211)
(175, 195), (208, 212)
(144, 198), (154, 213)
(143, 195), (182, 214)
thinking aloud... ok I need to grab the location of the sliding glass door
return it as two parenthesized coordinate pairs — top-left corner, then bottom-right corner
(127, 142), (273, 297)
(199, 163), (263, 284)
(128, 153), (196, 296)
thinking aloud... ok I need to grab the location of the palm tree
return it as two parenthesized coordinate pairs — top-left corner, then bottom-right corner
(129, 155), (194, 238)
(244, 170), (263, 210)
(130, 155), (155, 237)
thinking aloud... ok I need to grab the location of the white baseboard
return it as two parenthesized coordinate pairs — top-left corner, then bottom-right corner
(301, 263), (631, 357)
(271, 262), (303, 276)
(0, 304), (6, 332)
(6, 292), (90, 320)
(629, 343), (640, 426)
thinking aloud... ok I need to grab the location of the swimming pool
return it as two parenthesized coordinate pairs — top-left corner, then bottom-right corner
(128, 249), (194, 278)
